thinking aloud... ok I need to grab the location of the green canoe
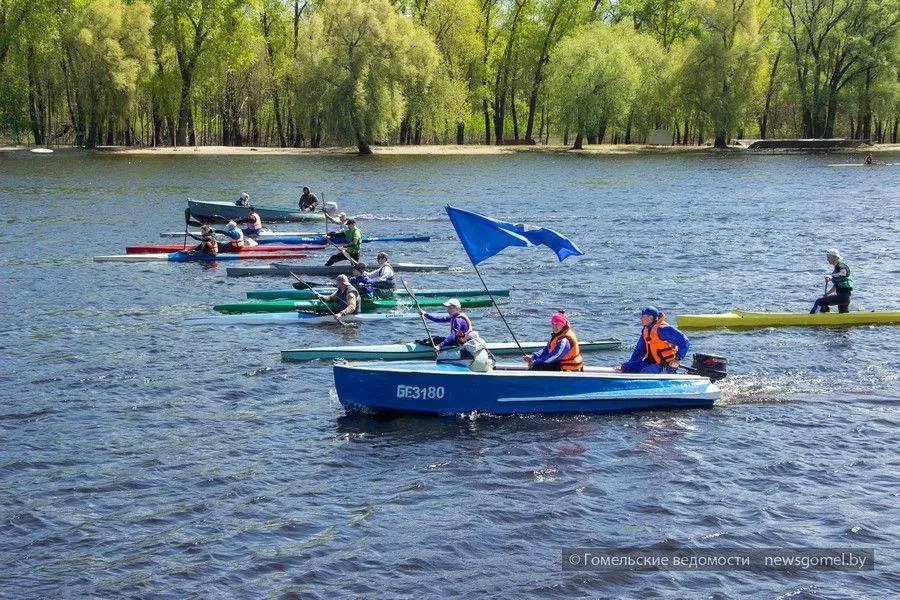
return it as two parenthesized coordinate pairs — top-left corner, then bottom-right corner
(246, 287), (511, 300)
(213, 296), (495, 314)
(281, 339), (623, 362)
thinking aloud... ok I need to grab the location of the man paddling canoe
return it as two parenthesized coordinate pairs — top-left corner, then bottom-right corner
(419, 299), (473, 352)
(324, 218), (362, 265)
(313, 275), (361, 320)
(617, 306), (690, 374)
(810, 248), (853, 314)
(221, 220), (257, 251)
(523, 311), (583, 371)
(236, 206), (264, 238)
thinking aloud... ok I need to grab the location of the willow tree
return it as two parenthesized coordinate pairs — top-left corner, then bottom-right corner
(780, 0), (900, 138)
(681, 0), (761, 148)
(60, 0), (152, 147)
(318, 0), (443, 153)
(545, 22), (641, 149)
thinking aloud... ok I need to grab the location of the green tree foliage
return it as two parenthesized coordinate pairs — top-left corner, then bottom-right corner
(546, 22), (641, 148)
(1, 0), (896, 148)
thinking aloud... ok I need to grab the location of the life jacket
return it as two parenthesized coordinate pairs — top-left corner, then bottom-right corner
(453, 313), (472, 344)
(547, 325), (583, 371)
(226, 228), (244, 248)
(247, 212), (262, 231)
(642, 316), (678, 365)
(335, 286), (361, 314)
(832, 261), (853, 291)
(199, 238), (218, 254)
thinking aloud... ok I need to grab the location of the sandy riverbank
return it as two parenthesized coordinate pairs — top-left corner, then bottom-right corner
(3, 143), (899, 156)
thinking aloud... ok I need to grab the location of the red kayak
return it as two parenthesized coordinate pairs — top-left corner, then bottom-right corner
(125, 244), (325, 254)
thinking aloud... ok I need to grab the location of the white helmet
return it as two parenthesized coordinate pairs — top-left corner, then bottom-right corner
(226, 220), (237, 229)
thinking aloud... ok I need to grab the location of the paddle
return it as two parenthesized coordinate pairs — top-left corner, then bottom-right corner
(183, 207), (191, 250)
(289, 271), (348, 327)
(400, 277), (438, 357)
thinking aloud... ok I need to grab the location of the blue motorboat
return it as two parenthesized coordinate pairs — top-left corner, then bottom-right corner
(332, 361), (722, 415)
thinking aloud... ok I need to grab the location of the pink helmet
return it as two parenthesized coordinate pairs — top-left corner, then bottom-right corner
(550, 312), (568, 326)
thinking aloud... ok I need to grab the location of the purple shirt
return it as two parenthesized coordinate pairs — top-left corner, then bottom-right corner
(423, 312), (470, 349)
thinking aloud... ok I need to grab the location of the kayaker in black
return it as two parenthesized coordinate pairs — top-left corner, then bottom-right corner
(810, 248), (853, 313)
(298, 186), (319, 211)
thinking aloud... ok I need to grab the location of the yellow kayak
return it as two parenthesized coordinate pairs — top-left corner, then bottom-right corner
(677, 310), (900, 330)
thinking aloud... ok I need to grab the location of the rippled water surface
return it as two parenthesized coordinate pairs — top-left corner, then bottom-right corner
(1, 149), (898, 598)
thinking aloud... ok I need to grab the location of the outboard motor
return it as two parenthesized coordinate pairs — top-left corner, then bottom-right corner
(686, 353), (727, 382)
(324, 201), (338, 215)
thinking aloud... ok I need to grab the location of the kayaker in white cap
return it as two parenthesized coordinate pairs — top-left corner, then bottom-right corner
(313, 274), (361, 320)
(325, 211), (349, 228)
(419, 298), (473, 352)
(222, 220), (245, 251)
(810, 248), (853, 313)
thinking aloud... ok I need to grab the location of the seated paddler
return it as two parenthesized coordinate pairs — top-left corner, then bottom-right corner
(192, 231), (218, 254)
(617, 306), (690, 374)
(419, 298), (472, 353)
(221, 220), (256, 251)
(313, 274), (361, 320)
(523, 310), (583, 371)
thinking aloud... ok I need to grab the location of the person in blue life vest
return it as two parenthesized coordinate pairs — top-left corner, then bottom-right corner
(617, 306), (690, 374)
(419, 299), (472, 352)
(313, 274), (361, 321)
(810, 248), (853, 313)
(523, 310), (583, 371)
(220, 220), (253, 251)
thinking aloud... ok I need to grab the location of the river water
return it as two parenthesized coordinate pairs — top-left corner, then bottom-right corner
(1, 149), (898, 598)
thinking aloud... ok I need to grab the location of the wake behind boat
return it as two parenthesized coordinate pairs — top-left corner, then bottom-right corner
(282, 339), (622, 362)
(333, 359), (722, 415)
(677, 309), (900, 329)
(226, 262), (451, 277)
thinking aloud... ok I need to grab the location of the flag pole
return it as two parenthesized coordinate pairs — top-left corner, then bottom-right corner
(471, 261), (526, 357)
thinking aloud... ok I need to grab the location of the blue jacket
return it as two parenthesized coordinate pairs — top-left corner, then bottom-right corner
(621, 320), (690, 371)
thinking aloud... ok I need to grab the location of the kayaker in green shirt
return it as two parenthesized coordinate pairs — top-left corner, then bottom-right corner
(810, 248), (853, 313)
(325, 218), (361, 266)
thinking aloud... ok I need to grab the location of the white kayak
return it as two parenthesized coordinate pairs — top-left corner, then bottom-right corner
(160, 229), (321, 238)
(184, 312), (425, 326)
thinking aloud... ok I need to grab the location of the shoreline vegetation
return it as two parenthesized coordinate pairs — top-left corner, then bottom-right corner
(3, 143), (899, 157)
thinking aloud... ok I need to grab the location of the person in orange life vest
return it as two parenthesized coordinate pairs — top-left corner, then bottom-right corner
(617, 306), (690, 374)
(192, 231), (218, 254)
(419, 298), (472, 352)
(220, 220), (246, 251)
(523, 310), (583, 371)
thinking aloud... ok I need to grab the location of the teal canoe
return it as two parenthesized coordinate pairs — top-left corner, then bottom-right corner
(246, 287), (511, 300)
(282, 339), (622, 362)
(213, 296), (495, 314)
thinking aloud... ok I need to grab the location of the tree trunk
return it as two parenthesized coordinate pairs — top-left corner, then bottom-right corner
(510, 88), (519, 139)
(598, 121), (606, 144)
(26, 46), (44, 145)
(357, 139), (372, 154)
(861, 67), (872, 141)
(482, 99), (491, 144)
(714, 132), (727, 148)
(573, 132), (582, 149)
(758, 50), (781, 140)
(272, 86), (286, 147)
(177, 70), (193, 146)
(399, 118), (409, 145)
(456, 122), (464, 145)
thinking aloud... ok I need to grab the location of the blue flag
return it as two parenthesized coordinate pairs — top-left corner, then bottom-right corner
(445, 205), (584, 265)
